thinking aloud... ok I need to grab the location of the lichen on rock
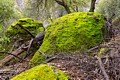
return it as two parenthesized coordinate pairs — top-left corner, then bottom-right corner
(11, 64), (69, 80)
(39, 12), (106, 55)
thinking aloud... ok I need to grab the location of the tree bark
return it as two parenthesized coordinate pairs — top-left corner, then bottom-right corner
(89, 0), (96, 12)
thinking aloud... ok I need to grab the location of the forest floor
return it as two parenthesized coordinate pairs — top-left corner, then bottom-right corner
(0, 27), (120, 80)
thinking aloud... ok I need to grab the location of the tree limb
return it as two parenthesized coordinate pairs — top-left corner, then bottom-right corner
(24, 39), (34, 59)
(89, 0), (96, 12)
(0, 31), (46, 65)
(38, 50), (51, 58)
(55, 0), (71, 14)
(83, 44), (107, 54)
(0, 47), (25, 66)
(0, 51), (25, 61)
(96, 56), (109, 80)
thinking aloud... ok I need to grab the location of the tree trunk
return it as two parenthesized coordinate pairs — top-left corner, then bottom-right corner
(55, 0), (71, 14)
(89, 0), (96, 12)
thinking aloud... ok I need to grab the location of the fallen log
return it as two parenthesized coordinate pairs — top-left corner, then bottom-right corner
(0, 30), (46, 66)
(0, 47), (25, 66)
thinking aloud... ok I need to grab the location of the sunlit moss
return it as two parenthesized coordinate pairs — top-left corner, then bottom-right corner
(7, 18), (44, 38)
(11, 64), (69, 80)
(39, 12), (106, 55)
(30, 51), (46, 66)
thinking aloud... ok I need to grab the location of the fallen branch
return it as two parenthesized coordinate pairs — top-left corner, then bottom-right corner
(42, 56), (57, 64)
(24, 39), (34, 58)
(0, 31), (46, 65)
(0, 69), (15, 74)
(38, 50), (51, 58)
(0, 51), (26, 62)
(0, 47), (26, 66)
(96, 56), (109, 80)
(83, 44), (107, 54)
(42, 53), (77, 64)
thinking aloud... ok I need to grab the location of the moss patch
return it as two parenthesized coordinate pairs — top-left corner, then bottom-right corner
(39, 12), (106, 55)
(6, 18), (44, 41)
(11, 64), (69, 80)
(30, 51), (46, 66)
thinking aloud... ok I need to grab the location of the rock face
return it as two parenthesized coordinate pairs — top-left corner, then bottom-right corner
(11, 64), (69, 80)
(40, 12), (106, 55)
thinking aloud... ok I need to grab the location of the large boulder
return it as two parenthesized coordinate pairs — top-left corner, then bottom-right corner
(41, 12), (106, 54)
(11, 64), (69, 80)
(31, 12), (107, 64)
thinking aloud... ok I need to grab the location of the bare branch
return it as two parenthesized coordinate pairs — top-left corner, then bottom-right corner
(0, 30), (46, 65)
(96, 56), (109, 80)
(38, 50), (51, 58)
(0, 51), (24, 61)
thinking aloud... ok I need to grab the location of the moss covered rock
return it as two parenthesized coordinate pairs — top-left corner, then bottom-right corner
(11, 64), (69, 80)
(0, 18), (44, 60)
(39, 12), (106, 55)
(4, 18), (44, 50)
(7, 18), (43, 38)
(30, 51), (46, 66)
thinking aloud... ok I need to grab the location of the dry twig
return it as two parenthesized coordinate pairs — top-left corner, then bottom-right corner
(96, 56), (109, 80)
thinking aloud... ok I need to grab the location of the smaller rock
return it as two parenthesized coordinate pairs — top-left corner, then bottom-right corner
(11, 64), (69, 80)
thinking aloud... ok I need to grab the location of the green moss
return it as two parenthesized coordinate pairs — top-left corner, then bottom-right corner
(0, 53), (6, 60)
(7, 18), (44, 38)
(3, 18), (44, 51)
(30, 51), (46, 66)
(11, 64), (69, 80)
(39, 12), (106, 55)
